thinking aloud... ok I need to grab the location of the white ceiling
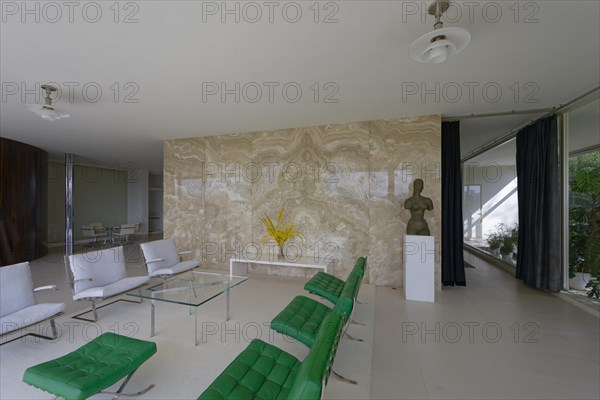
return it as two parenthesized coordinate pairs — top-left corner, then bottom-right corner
(1, 1), (599, 174)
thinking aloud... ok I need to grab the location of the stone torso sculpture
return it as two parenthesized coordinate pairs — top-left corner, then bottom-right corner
(404, 179), (433, 236)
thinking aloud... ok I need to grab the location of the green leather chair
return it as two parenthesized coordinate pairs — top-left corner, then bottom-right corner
(271, 271), (361, 347)
(304, 257), (366, 304)
(198, 311), (345, 400)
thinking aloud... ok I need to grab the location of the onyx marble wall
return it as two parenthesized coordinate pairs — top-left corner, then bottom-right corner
(164, 115), (441, 287)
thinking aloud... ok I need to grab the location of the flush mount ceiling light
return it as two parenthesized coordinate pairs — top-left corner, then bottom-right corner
(409, 0), (471, 64)
(26, 84), (70, 121)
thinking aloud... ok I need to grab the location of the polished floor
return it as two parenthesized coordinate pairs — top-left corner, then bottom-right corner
(2, 245), (599, 399)
(371, 252), (600, 399)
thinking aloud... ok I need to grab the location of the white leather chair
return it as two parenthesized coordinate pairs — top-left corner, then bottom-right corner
(113, 223), (136, 244)
(0, 262), (65, 345)
(66, 246), (149, 322)
(140, 238), (200, 279)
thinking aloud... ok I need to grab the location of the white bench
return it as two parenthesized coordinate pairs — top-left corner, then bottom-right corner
(230, 253), (334, 277)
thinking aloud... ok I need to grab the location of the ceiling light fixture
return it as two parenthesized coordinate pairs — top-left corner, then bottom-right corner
(409, 0), (471, 64)
(26, 84), (70, 121)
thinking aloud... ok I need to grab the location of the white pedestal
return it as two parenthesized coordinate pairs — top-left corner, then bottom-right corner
(404, 235), (435, 302)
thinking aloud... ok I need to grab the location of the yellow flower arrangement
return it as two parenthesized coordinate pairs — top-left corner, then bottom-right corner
(260, 209), (303, 257)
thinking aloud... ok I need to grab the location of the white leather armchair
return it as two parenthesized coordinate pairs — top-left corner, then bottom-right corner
(140, 238), (200, 279)
(0, 262), (65, 345)
(66, 246), (149, 322)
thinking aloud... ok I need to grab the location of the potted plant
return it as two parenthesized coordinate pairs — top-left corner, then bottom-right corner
(486, 232), (502, 255)
(498, 223), (518, 262)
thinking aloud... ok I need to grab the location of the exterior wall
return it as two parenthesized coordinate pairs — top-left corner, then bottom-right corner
(164, 115), (441, 288)
(128, 169), (149, 235)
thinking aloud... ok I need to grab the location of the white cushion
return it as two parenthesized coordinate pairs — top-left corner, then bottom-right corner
(69, 247), (128, 295)
(149, 260), (200, 277)
(141, 238), (186, 274)
(0, 303), (65, 335)
(73, 276), (149, 301)
(0, 262), (36, 318)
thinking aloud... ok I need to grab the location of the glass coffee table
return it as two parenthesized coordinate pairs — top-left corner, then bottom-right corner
(127, 271), (247, 345)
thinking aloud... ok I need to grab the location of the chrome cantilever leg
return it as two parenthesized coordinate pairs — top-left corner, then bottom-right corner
(49, 319), (58, 339)
(0, 316), (63, 346)
(150, 299), (156, 337)
(332, 369), (357, 385)
(344, 332), (363, 342)
(98, 367), (155, 399)
(72, 295), (143, 323)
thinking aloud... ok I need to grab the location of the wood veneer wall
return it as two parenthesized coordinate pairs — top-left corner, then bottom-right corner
(0, 137), (48, 265)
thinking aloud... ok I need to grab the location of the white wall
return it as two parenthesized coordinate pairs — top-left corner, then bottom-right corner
(148, 173), (163, 233)
(127, 169), (149, 235)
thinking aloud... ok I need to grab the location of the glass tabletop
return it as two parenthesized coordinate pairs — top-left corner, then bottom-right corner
(127, 271), (248, 307)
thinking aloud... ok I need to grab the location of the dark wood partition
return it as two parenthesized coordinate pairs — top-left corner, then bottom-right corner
(0, 137), (48, 265)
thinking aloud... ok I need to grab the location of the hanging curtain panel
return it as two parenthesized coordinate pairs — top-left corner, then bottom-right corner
(442, 121), (466, 286)
(515, 115), (561, 292)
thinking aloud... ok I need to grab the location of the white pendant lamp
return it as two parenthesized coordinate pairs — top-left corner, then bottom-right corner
(25, 84), (70, 121)
(410, 0), (471, 64)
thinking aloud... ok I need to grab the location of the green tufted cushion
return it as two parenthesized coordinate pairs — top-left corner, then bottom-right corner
(199, 313), (343, 400)
(23, 333), (157, 400)
(198, 339), (302, 400)
(270, 296), (332, 347)
(303, 272), (345, 304)
(303, 257), (366, 304)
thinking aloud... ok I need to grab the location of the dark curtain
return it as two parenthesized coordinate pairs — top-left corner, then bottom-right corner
(442, 121), (466, 286)
(516, 115), (561, 292)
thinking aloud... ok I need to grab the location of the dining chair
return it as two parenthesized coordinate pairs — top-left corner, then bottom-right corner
(113, 223), (136, 244)
(81, 224), (107, 246)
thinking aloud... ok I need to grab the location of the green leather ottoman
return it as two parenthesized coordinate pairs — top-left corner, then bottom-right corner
(23, 332), (157, 400)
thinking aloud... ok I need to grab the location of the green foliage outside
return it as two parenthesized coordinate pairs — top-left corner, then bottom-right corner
(569, 150), (600, 298)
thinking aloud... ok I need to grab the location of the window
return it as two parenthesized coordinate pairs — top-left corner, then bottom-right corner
(462, 139), (518, 264)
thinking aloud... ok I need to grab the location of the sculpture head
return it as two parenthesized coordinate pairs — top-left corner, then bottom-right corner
(413, 178), (424, 194)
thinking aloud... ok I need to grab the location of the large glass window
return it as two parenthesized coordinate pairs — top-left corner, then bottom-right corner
(567, 98), (600, 297)
(463, 139), (518, 264)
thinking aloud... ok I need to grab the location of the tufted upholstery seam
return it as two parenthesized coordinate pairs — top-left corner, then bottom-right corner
(198, 339), (301, 400)
(270, 296), (333, 347)
(303, 257), (366, 305)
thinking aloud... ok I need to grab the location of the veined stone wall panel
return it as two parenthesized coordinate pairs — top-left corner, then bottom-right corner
(163, 115), (441, 287)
